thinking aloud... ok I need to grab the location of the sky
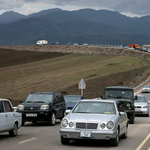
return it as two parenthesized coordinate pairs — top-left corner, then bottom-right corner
(0, 0), (150, 17)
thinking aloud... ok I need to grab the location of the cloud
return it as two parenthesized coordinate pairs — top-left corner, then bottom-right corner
(0, 0), (150, 16)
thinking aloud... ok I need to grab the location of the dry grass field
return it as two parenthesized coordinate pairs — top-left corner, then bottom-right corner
(0, 46), (149, 106)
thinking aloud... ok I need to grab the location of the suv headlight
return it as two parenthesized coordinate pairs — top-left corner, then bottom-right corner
(17, 105), (24, 110)
(107, 121), (114, 129)
(40, 105), (49, 110)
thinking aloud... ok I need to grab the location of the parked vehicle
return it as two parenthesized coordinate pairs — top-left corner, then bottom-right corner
(0, 98), (22, 136)
(36, 40), (48, 45)
(64, 95), (84, 115)
(134, 95), (149, 117)
(100, 86), (137, 124)
(60, 99), (128, 146)
(142, 85), (150, 93)
(17, 92), (66, 126)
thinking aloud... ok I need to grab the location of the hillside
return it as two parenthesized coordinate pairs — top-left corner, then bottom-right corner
(0, 45), (149, 106)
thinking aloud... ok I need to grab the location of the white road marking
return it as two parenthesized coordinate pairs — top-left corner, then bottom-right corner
(19, 137), (37, 144)
(136, 133), (150, 150)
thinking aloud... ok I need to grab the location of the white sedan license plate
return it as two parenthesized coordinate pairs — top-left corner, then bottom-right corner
(26, 114), (37, 117)
(135, 108), (141, 111)
(80, 131), (91, 137)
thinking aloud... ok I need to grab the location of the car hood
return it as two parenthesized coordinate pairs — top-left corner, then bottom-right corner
(65, 113), (116, 123)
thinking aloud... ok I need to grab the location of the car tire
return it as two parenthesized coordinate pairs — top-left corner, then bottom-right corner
(129, 114), (134, 124)
(9, 123), (18, 137)
(32, 121), (37, 124)
(111, 129), (119, 146)
(22, 120), (25, 126)
(122, 125), (128, 139)
(146, 113), (149, 117)
(61, 136), (70, 145)
(48, 112), (56, 126)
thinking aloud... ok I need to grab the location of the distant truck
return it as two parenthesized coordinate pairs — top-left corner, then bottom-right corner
(36, 40), (48, 45)
(129, 44), (140, 49)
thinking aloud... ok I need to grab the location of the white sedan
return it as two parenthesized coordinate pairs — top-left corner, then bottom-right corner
(142, 85), (150, 93)
(60, 99), (128, 146)
(0, 98), (22, 136)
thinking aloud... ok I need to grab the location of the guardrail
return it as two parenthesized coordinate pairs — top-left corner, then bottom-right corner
(134, 78), (150, 91)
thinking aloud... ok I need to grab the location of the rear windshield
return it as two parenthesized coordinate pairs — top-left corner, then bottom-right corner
(64, 96), (82, 103)
(105, 89), (134, 100)
(25, 93), (53, 103)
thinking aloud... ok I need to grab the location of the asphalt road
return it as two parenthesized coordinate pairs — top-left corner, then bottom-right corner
(0, 92), (150, 150)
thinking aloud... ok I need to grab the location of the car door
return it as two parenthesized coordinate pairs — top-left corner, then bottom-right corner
(0, 101), (6, 131)
(54, 94), (61, 118)
(3, 101), (14, 130)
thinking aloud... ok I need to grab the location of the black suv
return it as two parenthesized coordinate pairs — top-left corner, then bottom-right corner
(17, 92), (66, 126)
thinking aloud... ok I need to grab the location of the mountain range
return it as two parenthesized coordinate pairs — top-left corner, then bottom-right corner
(0, 8), (150, 45)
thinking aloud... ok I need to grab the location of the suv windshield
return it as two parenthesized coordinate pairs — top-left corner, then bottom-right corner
(25, 93), (53, 103)
(105, 89), (134, 100)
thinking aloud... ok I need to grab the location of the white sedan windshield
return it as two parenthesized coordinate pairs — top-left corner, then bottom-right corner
(73, 102), (116, 114)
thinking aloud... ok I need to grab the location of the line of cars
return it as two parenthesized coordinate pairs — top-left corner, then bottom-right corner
(0, 85), (149, 147)
(60, 86), (150, 146)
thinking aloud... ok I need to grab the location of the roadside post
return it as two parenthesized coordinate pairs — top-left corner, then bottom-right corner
(78, 78), (86, 96)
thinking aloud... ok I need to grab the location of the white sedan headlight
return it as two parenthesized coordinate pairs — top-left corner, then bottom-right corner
(107, 121), (114, 129)
(62, 119), (68, 127)
(143, 106), (148, 109)
(40, 105), (49, 110)
(69, 122), (74, 127)
(17, 105), (24, 110)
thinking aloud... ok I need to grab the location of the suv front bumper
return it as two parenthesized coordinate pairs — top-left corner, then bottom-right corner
(17, 110), (51, 122)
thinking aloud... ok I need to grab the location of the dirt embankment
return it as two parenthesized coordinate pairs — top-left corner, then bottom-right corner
(0, 45), (150, 61)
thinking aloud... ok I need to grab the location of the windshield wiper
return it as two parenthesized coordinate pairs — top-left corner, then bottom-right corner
(25, 101), (33, 103)
(34, 101), (45, 103)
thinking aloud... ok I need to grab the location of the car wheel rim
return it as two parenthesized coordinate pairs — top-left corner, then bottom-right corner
(13, 124), (18, 135)
(52, 114), (56, 124)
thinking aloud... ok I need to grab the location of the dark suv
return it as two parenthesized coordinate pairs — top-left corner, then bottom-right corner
(101, 86), (137, 124)
(17, 92), (66, 126)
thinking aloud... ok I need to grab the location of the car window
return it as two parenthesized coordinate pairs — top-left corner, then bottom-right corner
(73, 102), (116, 114)
(54, 94), (62, 103)
(118, 104), (124, 112)
(0, 101), (4, 112)
(4, 101), (12, 112)
(25, 93), (53, 103)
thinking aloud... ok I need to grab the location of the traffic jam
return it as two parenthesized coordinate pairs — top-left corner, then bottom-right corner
(0, 79), (150, 149)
